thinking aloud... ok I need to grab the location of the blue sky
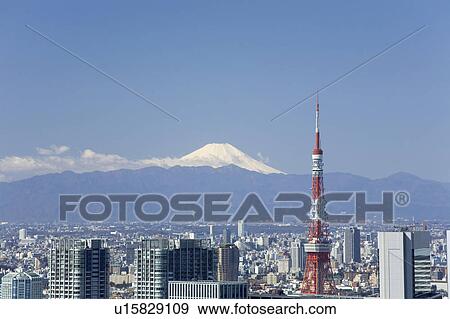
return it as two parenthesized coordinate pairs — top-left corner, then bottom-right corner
(0, 1), (449, 181)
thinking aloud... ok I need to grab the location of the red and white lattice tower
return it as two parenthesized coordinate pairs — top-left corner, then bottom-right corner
(301, 95), (336, 295)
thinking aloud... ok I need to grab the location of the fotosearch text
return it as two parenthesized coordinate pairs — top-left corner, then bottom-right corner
(59, 191), (409, 224)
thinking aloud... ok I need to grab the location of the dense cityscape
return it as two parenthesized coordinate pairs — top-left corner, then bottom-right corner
(0, 220), (449, 299)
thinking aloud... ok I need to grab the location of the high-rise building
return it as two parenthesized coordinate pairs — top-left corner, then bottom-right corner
(135, 239), (215, 299)
(0, 271), (43, 299)
(301, 96), (335, 295)
(222, 227), (231, 244)
(217, 244), (239, 281)
(237, 220), (245, 237)
(84, 239), (109, 299)
(331, 241), (344, 265)
(168, 281), (248, 299)
(257, 235), (270, 248)
(169, 239), (215, 281)
(277, 257), (291, 274)
(48, 238), (110, 299)
(378, 231), (431, 299)
(134, 239), (169, 299)
(126, 243), (136, 266)
(344, 227), (361, 264)
(209, 225), (214, 243)
(18, 229), (27, 240)
(290, 240), (306, 273)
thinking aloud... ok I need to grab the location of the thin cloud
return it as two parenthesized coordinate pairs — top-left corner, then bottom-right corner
(257, 152), (270, 164)
(36, 145), (70, 156)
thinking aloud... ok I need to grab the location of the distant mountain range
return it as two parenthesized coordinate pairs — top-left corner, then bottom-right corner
(0, 165), (449, 222)
(0, 142), (448, 223)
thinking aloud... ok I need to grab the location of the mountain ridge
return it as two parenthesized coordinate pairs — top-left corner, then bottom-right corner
(0, 164), (449, 222)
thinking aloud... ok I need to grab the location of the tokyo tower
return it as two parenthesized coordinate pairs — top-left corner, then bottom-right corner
(301, 96), (336, 295)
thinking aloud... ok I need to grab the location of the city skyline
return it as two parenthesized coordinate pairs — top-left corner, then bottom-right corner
(1, 221), (449, 299)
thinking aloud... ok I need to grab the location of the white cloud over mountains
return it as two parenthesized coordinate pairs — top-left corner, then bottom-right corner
(0, 147), (172, 182)
(0, 144), (284, 182)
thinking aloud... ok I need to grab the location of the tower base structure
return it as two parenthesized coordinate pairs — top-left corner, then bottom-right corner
(301, 242), (336, 295)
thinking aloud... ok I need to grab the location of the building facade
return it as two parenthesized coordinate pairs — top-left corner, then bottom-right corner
(290, 240), (306, 273)
(0, 271), (43, 299)
(217, 244), (239, 281)
(168, 281), (248, 299)
(237, 220), (245, 238)
(48, 238), (109, 299)
(344, 227), (361, 264)
(222, 227), (231, 245)
(134, 239), (169, 299)
(169, 239), (215, 282)
(331, 241), (344, 265)
(135, 238), (215, 299)
(18, 229), (27, 240)
(378, 231), (431, 299)
(84, 239), (110, 298)
(277, 257), (290, 274)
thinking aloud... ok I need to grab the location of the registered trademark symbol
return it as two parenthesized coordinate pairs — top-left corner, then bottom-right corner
(394, 191), (410, 206)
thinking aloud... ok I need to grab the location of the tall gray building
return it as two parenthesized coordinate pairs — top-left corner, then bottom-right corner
(134, 239), (169, 299)
(48, 238), (109, 299)
(126, 243), (136, 266)
(344, 227), (361, 264)
(222, 227), (231, 244)
(0, 271), (43, 299)
(378, 231), (431, 299)
(290, 240), (306, 273)
(290, 239), (306, 272)
(135, 238), (215, 299)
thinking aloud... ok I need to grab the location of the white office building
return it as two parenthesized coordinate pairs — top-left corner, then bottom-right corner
(237, 220), (245, 237)
(18, 229), (27, 240)
(277, 257), (290, 274)
(331, 241), (344, 265)
(378, 230), (431, 299)
(0, 271), (43, 299)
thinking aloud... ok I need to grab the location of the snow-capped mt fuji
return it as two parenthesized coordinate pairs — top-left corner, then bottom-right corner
(179, 143), (284, 174)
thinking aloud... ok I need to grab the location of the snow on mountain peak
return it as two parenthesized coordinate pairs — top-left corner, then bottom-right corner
(179, 143), (285, 174)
